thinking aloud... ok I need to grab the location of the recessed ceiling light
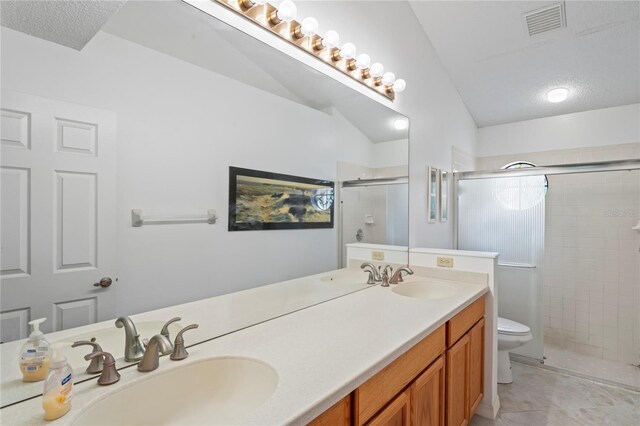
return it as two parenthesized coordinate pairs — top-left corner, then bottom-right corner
(393, 118), (408, 130)
(547, 88), (569, 103)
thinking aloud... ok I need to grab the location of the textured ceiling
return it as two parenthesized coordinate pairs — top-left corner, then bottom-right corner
(410, 1), (640, 127)
(0, 0), (126, 50)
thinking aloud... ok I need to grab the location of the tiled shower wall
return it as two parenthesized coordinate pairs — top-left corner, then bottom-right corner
(478, 143), (640, 365)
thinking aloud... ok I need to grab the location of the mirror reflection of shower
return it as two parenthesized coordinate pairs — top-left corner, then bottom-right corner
(339, 177), (409, 267)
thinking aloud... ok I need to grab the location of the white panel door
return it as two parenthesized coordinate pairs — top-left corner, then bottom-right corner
(1, 90), (117, 341)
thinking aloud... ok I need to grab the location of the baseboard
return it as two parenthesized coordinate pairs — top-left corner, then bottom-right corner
(474, 394), (500, 419)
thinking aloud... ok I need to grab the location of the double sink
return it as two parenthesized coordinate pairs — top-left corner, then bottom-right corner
(61, 270), (461, 425)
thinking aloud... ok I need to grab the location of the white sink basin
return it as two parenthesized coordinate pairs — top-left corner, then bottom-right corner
(72, 357), (278, 425)
(320, 269), (368, 285)
(55, 321), (182, 370)
(392, 281), (459, 300)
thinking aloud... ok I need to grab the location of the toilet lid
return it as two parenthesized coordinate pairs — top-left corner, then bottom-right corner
(497, 317), (530, 336)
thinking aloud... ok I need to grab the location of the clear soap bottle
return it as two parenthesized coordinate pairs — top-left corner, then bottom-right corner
(42, 345), (73, 421)
(18, 318), (51, 382)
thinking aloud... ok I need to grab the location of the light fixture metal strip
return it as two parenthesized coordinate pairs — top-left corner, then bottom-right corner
(214, 0), (396, 100)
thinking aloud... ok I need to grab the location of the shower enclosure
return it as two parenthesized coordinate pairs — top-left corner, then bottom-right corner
(454, 159), (640, 390)
(339, 177), (409, 267)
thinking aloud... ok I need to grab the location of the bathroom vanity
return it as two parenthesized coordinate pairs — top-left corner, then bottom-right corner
(0, 268), (487, 425)
(312, 295), (485, 426)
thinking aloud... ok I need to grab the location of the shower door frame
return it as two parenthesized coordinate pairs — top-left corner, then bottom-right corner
(338, 176), (409, 268)
(452, 158), (640, 249)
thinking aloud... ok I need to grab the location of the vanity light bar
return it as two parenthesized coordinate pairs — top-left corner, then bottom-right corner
(215, 0), (406, 101)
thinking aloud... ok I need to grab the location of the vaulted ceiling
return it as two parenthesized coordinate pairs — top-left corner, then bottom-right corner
(410, 1), (640, 127)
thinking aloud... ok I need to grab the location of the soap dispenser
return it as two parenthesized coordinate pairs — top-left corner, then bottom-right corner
(18, 318), (51, 382)
(42, 344), (73, 421)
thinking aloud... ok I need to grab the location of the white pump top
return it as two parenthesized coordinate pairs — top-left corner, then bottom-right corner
(28, 318), (47, 341)
(49, 344), (68, 369)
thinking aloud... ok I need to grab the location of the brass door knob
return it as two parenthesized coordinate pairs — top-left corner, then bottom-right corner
(93, 277), (113, 288)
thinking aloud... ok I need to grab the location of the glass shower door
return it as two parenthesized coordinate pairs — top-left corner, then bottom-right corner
(340, 182), (408, 267)
(457, 175), (546, 360)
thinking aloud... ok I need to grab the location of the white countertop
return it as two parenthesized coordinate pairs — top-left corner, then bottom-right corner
(0, 268), (373, 407)
(0, 270), (487, 425)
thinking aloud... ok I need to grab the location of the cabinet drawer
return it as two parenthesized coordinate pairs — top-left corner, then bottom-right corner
(308, 395), (351, 426)
(447, 296), (485, 347)
(355, 324), (446, 425)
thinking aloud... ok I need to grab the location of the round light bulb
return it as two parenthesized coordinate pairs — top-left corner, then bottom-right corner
(355, 54), (371, 70)
(275, 0), (297, 22)
(393, 79), (406, 93)
(340, 43), (356, 60)
(382, 72), (396, 86)
(300, 17), (318, 36)
(321, 30), (340, 48)
(547, 87), (569, 103)
(369, 63), (384, 78)
(393, 118), (408, 130)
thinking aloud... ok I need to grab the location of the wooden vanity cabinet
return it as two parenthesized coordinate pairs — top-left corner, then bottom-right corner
(307, 295), (485, 426)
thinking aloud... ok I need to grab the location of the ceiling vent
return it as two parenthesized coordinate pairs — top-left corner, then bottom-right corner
(524, 2), (566, 36)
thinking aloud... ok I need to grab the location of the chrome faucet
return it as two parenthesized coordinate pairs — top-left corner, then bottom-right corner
(360, 263), (381, 284)
(138, 334), (173, 372)
(115, 316), (145, 362)
(390, 267), (414, 284)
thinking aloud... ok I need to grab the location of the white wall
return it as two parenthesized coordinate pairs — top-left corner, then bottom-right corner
(478, 104), (640, 158)
(295, 1), (479, 250)
(0, 28), (388, 316)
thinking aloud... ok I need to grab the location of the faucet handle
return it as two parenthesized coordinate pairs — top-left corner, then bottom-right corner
(84, 351), (120, 385)
(170, 324), (199, 361)
(71, 337), (104, 374)
(381, 270), (390, 287)
(160, 317), (181, 339)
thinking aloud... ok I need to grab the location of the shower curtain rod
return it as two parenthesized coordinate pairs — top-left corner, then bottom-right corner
(341, 176), (408, 187)
(454, 158), (640, 181)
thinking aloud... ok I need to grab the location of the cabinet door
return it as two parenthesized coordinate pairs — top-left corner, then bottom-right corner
(411, 355), (445, 426)
(468, 319), (484, 417)
(446, 334), (470, 426)
(367, 389), (410, 426)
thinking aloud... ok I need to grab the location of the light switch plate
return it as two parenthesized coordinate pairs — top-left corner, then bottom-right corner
(437, 256), (454, 268)
(372, 251), (385, 261)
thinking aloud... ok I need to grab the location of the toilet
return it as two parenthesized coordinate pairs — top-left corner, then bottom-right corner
(497, 317), (533, 384)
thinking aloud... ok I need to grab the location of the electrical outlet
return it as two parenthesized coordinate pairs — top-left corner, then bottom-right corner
(437, 256), (454, 268)
(372, 251), (385, 261)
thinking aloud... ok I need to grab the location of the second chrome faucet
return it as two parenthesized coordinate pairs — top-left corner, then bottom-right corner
(360, 263), (413, 287)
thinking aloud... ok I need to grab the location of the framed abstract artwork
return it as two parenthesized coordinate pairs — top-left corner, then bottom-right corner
(229, 167), (334, 231)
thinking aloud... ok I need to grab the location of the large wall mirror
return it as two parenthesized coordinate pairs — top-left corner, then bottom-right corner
(0, 0), (408, 406)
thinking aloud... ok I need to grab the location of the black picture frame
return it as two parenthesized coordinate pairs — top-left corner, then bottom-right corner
(228, 166), (335, 231)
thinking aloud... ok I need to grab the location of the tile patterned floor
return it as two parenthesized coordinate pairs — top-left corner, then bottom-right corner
(470, 362), (640, 426)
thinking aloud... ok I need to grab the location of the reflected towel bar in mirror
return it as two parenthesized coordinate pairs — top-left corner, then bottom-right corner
(131, 209), (218, 227)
